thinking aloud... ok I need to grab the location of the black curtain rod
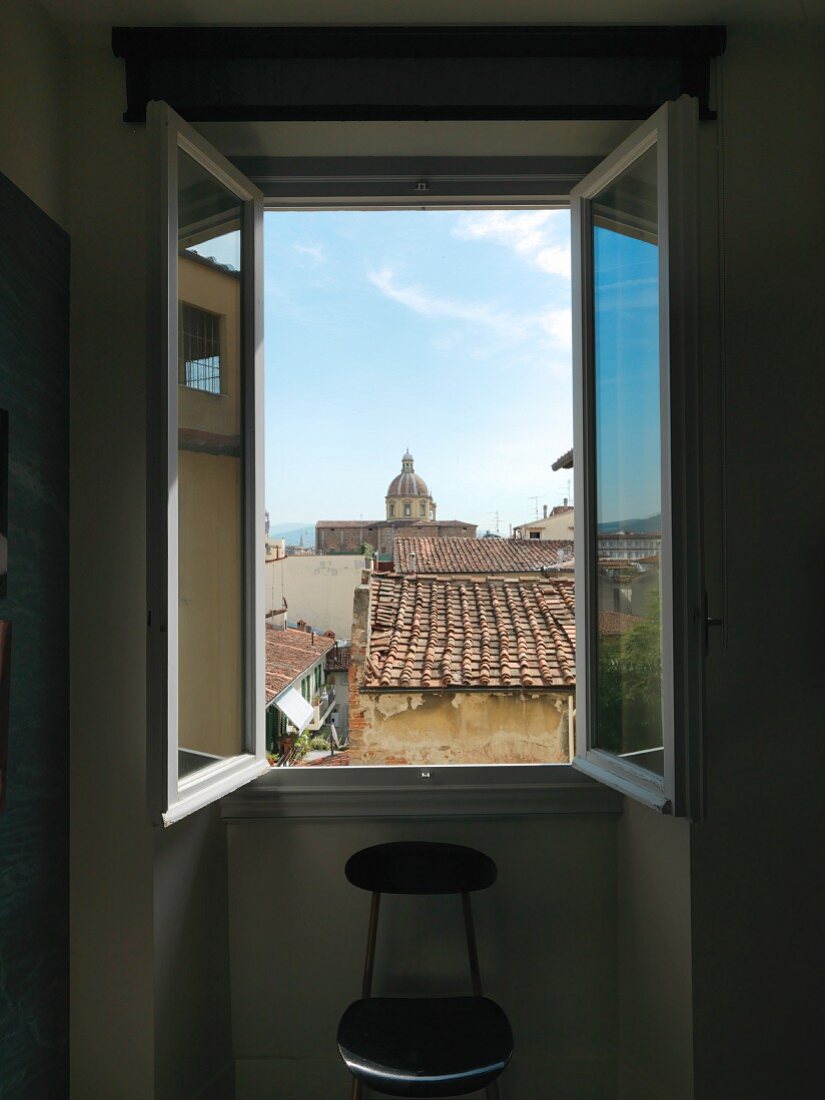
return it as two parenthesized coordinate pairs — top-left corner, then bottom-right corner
(112, 24), (726, 61)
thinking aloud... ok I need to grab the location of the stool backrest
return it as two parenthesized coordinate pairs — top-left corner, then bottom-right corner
(345, 841), (496, 895)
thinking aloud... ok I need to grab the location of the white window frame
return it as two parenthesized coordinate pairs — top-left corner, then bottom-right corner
(147, 102), (268, 825)
(146, 101), (704, 823)
(571, 96), (704, 817)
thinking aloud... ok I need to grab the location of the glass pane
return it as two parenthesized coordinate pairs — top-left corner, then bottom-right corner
(176, 148), (244, 780)
(591, 145), (664, 775)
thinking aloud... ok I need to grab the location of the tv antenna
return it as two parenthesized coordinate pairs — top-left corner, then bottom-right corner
(487, 510), (500, 535)
(528, 495), (546, 519)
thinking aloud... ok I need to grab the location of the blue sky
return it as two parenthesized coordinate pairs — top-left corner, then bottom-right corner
(593, 226), (661, 526)
(263, 209), (574, 535)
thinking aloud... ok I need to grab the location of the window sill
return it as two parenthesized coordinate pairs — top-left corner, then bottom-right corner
(220, 763), (623, 821)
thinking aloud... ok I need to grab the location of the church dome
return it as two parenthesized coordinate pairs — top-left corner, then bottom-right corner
(387, 451), (429, 498)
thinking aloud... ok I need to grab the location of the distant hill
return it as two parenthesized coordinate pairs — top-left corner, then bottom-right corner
(597, 514), (661, 535)
(267, 523), (315, 547)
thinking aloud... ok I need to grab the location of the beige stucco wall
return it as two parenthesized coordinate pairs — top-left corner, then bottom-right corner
(178, 253), (241, 437)
(266, 554), (367, 640)
(349, 689), (572, 765)
(178, 450), (242, 758)
(177, 251), (243, 758)
(515, 508), (574, 540)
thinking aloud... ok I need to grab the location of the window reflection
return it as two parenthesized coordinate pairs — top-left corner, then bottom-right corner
(592, 146), (664, 774)
(176, 149), (245, 779)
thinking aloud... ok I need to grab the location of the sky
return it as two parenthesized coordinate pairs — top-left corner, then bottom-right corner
(593, 225), (661, 526)
(262, 208), (574, 536)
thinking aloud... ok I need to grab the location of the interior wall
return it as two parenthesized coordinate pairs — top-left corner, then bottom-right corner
(617, 804), (692, 1100)
(0, 5), (70, 1097)
(0, 0), (69, 231)
(0, 132), (70, 1100)
(691, 22), (825, 1098)
(67, 30), (235, 1100)
(67, 29), (155, 1099)
(228, 815), (618, 1100)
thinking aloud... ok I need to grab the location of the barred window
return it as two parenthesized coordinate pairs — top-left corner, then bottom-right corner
(179, 304), (222, 394)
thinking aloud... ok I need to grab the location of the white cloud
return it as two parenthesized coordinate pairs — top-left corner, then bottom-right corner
(293, 241), (328, 263)
(367, 265), (565, 351)
(452, 210), (571, 279)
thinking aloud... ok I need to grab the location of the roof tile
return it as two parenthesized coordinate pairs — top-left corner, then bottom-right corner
(394, 536), (574, 574)
(364, 575), (576, 691)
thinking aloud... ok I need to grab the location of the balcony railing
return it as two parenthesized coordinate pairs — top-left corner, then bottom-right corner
(326, 645), (350, 672)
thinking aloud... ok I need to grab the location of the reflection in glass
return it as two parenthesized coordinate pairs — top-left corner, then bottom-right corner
(177, 149), (244, 780)
(591, 145), (664, 775)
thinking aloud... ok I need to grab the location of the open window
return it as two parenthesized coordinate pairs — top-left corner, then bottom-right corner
(571, 96), (704, 816)
(147, 102), (267, 824)
(147, 94), (705, 823)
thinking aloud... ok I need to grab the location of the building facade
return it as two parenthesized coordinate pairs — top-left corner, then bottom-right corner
(315, 450), (476, 555)
(348, 572), (576, 765)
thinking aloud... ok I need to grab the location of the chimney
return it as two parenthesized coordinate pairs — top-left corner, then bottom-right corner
(543, 504), (548, 519)
(563, 497), (568, 507)
(409, 551), (417, 574)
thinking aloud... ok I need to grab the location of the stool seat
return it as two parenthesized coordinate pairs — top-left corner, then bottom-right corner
(338, 996), (513, 1098)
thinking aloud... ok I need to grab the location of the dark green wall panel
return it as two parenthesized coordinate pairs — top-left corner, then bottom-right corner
(0, 169), (69, 1098)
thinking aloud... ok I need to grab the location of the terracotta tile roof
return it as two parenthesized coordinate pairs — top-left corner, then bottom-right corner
(364, 575), (575, 691)
(393, 537), (574, 574)
(598, 611), (640, 637)
(552, 447), (574, 470)
(266, 626), (335, 702)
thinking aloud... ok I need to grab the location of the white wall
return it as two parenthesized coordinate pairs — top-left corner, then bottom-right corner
(266, 554), (367, 640)
(228, 815), (619, 1099)
(67, 29), (234, 1099)
(67, 28), (157, 1097)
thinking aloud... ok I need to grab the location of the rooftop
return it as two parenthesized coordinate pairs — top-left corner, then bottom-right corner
(394, 536), (574, 575)
(266, 626), (335, 703)
(364, 575), (575, 691)
(598, 611), (640, 637)
(552, 447), (574, 470)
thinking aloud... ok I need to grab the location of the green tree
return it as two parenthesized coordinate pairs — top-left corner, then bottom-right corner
(596, 592), (662, 756)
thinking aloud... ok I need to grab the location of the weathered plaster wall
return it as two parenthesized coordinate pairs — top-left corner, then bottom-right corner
(350, 689), (571, 765)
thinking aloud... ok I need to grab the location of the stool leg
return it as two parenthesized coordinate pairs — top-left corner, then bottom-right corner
(485, 1081), (500, 1099)
(350, 1077), (362, 1099)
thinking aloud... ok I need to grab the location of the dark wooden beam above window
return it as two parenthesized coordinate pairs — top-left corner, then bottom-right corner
(112, 25), (726, 124)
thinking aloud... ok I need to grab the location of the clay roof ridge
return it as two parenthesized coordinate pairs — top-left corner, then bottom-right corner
(379, 575), (410, 687)
(489, 581), (511, 687)
(421, 579), (440, 689)
(522, 581), (553, 686)
(505, 582), (534, 688)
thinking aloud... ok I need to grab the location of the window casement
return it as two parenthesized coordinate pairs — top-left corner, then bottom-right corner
(148, 95), (704, 824)
(570, 96), (703, 817)
(148, 102), (267, 825)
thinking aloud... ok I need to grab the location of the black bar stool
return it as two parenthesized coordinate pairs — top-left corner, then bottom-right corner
(337, 841), (513, 1098)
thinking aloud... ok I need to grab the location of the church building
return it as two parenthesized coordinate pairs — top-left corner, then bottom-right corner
(385, 450), (436, 521)
(316, 450), (476, 556)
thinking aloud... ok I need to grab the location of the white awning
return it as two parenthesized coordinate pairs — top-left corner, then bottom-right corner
(273, 686), (314, 733)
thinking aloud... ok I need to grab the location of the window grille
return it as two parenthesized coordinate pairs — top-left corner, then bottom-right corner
(179, 304), (222, 393)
